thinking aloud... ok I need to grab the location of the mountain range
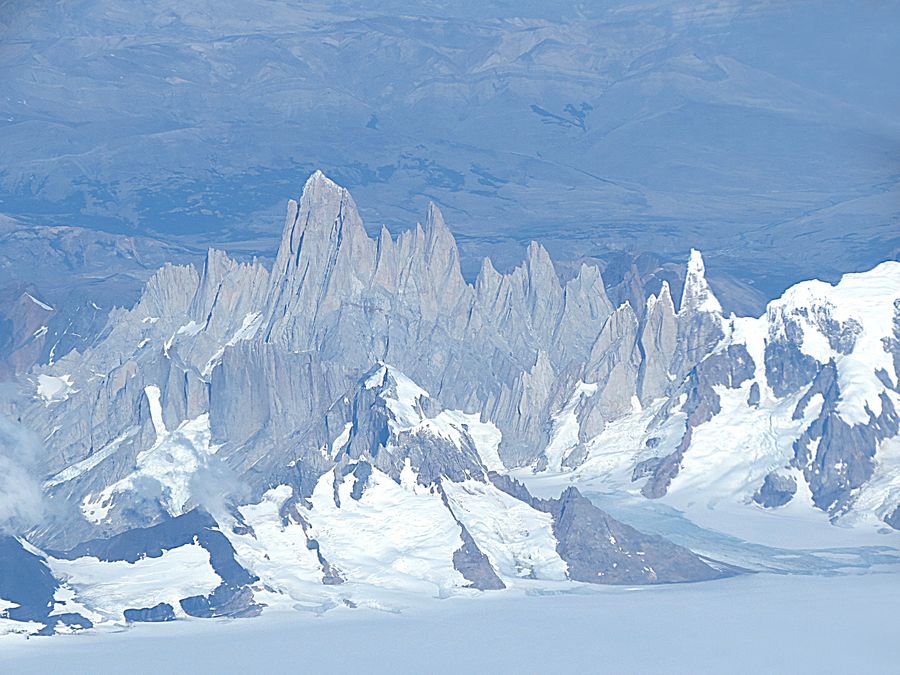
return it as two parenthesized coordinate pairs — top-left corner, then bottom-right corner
(1, 172), (898, 636)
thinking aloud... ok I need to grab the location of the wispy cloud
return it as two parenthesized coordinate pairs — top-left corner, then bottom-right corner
(0, 416), (46, 534)
(189, 456), (250, 520)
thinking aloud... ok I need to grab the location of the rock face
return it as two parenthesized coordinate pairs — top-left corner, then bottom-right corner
(51, 509), (262, 621)
(544, 488), (724, 584)
(22, 171), (651, 549)
(441, 485), (506, 591)
(0, 215), (200, 380)
(0, 536), (59, 624)
(753, 473), (798, 508)
(124, 603), (175, 623)
(489, 476), (726, 584)
(0, 536), (92, 634)
(5, 171), (900, 634)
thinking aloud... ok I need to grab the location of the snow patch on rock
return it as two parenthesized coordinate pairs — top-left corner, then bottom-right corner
(36, 374), (75, 404)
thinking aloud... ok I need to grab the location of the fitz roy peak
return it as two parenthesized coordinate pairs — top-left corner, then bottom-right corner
(3, 172), (899, 636)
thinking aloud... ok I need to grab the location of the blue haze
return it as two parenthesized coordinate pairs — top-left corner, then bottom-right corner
(1, 0), (898, 304)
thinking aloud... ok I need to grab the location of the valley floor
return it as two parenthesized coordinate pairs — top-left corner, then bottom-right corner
(2, 571), (899, 674)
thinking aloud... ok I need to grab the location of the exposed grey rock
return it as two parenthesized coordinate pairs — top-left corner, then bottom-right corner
(669, 250), (725, 380)
(678, 250), (722, 316)
(642, 344), (754, 497)
(124, 603), (175, 623)
(181, 584), (261, 619)
(791, 360), (900, 514)
(753, 472), (798, 508)
(348, 461), (372, 501)
(347, 366), (485, 485)
(452, 523), (506, 591)
(555, 263), (615, 365)
(577, 302), (641, 438)
(486, 473), (536, 504)
(264, 171), (378, 353)
(762, 298), (866, 402)
(313, 540), (346, 587)
(791, 359), (840, 423)
(439, 484), (505, 591)
(488, 475), (727, 584)
(635, 281), (678, 403)
(209, 342), (344, 498)
(765, 340), (820, 399)
(683, 344), (756, 426)
(0, 536), (92, 633)
(885, 505), (900, 531)
(747, 381), (761, 407)
(544, 487), (727, 584)
(632, 457), (661, 482)
(642, 426), (692, 499)
(0, 536), (58, 623)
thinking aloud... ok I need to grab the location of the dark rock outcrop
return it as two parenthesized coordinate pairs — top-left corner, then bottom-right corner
(0, 536), (92, 633)
(885, 505), (900, 531)
(124, 602), (175, 623)
(439, 483), (505, 590)
(753, 472), (798, 508)
(490, 474), (729, 584)
(55, 509), (261, 619)
(452, 524), (506, 591)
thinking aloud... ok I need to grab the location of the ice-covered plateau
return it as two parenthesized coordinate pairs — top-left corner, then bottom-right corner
(2, 172), (899, 636)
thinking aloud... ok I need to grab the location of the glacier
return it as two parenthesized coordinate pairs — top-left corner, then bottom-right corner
(3, 574), (899, 674)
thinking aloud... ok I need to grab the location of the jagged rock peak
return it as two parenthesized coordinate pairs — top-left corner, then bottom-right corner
(425, 201), (449, 236)
(645, 280), (675, 317)
(137, 262), (200, 318)
(273, 170), (369, 277)
(564, 263), (613, 312)
(680, 249), (722, 315)
(525, 240), (557, 277)
(264, 172), (375, 335)
(519, 241), (562, 317)
(423, 202), (462, 266)
(476, 256), (500, 288)
(659, 279), (674, 303)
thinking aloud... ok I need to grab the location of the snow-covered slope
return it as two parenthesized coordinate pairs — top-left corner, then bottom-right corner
(545, 259), (900, 535)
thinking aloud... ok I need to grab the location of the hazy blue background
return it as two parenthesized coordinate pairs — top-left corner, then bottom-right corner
(1, 0), (898, 305)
